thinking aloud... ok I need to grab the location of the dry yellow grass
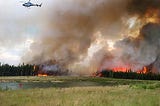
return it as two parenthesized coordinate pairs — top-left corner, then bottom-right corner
(0, 77), (160, 106)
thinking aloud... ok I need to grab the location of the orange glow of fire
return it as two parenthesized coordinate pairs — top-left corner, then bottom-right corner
(37, 74), (48, 76)
(112, 67), (131, 72)
(137, 67), (147, 74)
(98, 66), (148, 73)
(145, 8), (160, 23)
(112, 66), (148, 74)
(93, 66), (150, 77)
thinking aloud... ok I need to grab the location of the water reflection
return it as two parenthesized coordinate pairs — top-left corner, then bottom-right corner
(0, 80), (104, 90)
(0, 82), (19, 90)
(0, 82), (57, 90)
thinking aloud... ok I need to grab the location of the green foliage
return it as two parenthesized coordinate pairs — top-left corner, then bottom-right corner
(0, 87), (2, 91)
(130, 83), (160, 89)
(0, 63), (34, 76)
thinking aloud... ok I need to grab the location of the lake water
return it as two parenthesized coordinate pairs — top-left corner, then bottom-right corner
(0, 82), (58, 90)
(0, 80), (101, 90)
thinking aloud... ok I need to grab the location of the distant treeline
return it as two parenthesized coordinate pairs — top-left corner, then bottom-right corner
(0, 63), (34, 76)
(96, 70), (160, 80)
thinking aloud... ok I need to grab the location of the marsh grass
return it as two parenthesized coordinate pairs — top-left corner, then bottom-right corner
(130, 82), (160, 89)
(0, 76), (160, 106)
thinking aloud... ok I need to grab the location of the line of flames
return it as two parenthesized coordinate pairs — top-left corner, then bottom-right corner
(113, 66), (148, 74)
(93, 66), (148, 77)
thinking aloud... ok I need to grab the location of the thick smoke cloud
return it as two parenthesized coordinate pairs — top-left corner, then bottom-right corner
(92, 0), (160, 73)
(99, 23), (160, 72)
(22, 0), (128, 65)
(23, 0), (160, 74)
(127, 0), (160, 16)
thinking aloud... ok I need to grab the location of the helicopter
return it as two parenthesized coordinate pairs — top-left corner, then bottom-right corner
(22, 0), (42, 7)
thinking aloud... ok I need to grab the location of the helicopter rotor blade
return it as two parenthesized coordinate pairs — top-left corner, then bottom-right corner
(19, 1), (26, 3)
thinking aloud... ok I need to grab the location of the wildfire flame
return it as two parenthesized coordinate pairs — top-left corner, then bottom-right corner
(137, 67), (147, 74)
(112, 66), (148, 74)
(112, 67), (131, 72)
(37, 73), (48, 77)
(94, 66), (149, 77)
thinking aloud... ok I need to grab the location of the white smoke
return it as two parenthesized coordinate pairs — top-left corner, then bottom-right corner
(22, 0), (160, 74)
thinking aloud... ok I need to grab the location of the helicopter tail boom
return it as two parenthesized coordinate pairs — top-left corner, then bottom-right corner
(38, 3), (42, 7)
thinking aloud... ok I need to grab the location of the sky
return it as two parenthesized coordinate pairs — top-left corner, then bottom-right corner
(0, 0), (54, 65)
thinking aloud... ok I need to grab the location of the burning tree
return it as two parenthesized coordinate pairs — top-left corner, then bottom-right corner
(34, 60), (69, 76)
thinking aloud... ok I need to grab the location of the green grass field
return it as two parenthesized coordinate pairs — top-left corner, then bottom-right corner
(0, 76), (160, 106)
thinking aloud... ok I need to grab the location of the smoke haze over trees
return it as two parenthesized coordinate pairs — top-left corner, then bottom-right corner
(1, 0), (160, 75)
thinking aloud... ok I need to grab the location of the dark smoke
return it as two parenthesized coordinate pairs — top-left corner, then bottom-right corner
(127, 0), (160, 16)
(140, 23), (160, 45)
(95, 0), (160, 73)
(22, 0), (160, 74)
